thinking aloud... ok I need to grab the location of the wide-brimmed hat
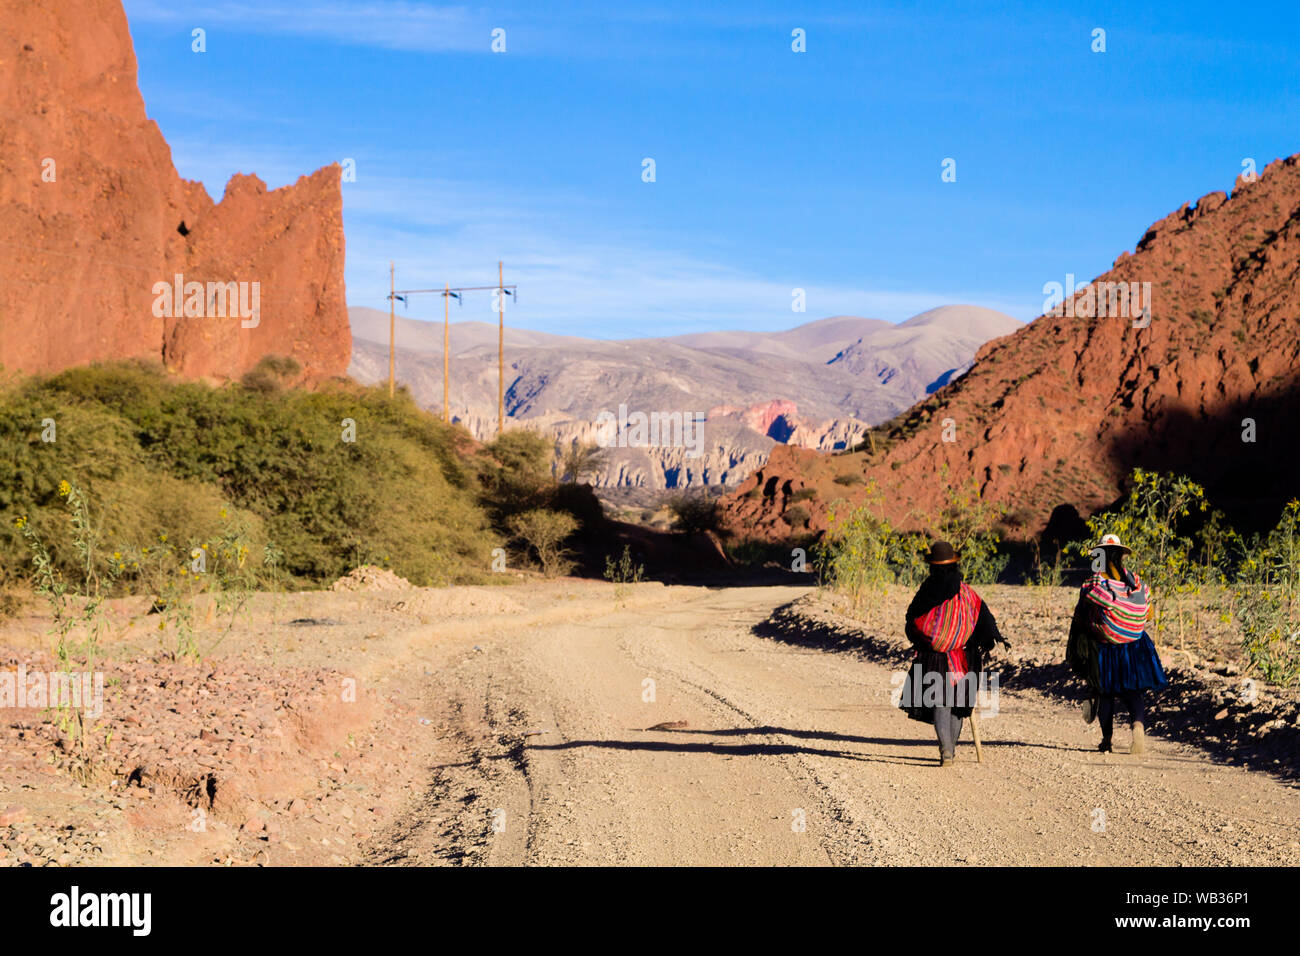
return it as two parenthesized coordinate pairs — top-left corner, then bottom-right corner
(1095, 533), (1132, 554)
(925, 541), (959, 565)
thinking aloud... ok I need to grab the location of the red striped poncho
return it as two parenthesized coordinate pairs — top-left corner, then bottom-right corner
(1081, 571), (1150, 644)
(911, 582), (982, 681)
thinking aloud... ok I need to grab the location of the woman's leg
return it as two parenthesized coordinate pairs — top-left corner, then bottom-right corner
(1129, 690), (1147, 754)
(1097, 694), (1116, 751)
(933, 705), (957, 761)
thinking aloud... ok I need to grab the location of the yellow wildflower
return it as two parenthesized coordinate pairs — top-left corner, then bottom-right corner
(58, 480), (71, 497)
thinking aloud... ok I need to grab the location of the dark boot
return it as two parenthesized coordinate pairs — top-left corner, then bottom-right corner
(1098, 737), (1113, 753)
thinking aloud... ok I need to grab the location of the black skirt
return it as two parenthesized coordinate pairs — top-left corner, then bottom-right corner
(897, 649), (988, 721)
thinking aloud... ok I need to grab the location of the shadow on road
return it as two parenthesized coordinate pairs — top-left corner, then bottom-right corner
(754, 599), (1300, 784)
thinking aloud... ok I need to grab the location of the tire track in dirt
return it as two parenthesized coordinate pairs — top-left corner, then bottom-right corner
(370, 583), (1300, 866)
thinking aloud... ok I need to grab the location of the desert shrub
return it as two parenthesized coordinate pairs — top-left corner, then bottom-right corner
(557, 439), (608, 485)
(239, 355), (301, 393)
(725, 537), (805, 568)
(1029, 540), (1065, 588)
(816, 474), (1006, 610)
(886, 529), (930, 587)
(0, 363), (499, 588)
(667, 493), (721, 535)
(930, 471), (1008, 584)
(545, 480), (605, 534)
(603, 544), (645, 601)
(782, 504), (810, 528)
(1077, 468), (1206, 590)
(12, 481), (122, 751)
(815, 483), (896, 610)
(508, 509), (578, 577)
(478, 429), (554, 522)
(789, 487), (818, 502)
(1074, 468), (1213, 643)
(833, 473), (865, 486)
(1235, 500), (1300, 685)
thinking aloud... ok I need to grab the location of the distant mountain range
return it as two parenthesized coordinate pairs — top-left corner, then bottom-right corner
(348, 305), (1022, 490)
(720, 155), (1300, 540)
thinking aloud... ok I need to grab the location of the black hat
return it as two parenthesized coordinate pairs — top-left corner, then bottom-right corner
(925, 541), (959, 565)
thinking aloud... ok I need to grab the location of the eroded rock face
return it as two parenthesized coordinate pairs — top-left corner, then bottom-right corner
(722, 157), (1300, 540)
(0, 0), (350, 382)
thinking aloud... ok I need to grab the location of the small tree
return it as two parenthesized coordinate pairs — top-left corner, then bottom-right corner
(815, 481), (895, 612)
(666, 493), (720, 535)
(508, 509), (578, 577)
(559, 440), (608, 485)
(928, 468), (1007, 584)
(481, 429), (554, 520)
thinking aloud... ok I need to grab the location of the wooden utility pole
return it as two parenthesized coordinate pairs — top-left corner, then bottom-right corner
(497, 260), (505, 437)
(389, 275), (515, 426)
(443, 282), (451, 422)
(388, 261), (396, 398)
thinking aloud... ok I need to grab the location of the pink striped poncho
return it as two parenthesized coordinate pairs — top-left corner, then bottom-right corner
(1081, 571), (1150, 644)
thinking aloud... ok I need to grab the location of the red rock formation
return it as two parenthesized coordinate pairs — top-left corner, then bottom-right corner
(708, 399), (801, 438)
(0, 0), (349, 382)
(722, 156), (1300, 541)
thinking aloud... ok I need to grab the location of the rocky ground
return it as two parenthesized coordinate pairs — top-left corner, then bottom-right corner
(2, 577), (1297, 866)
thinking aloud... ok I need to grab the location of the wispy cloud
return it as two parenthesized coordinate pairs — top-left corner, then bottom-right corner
(341, 177), (1031, 337)
(125, 1), (487, 53)
(163, 137), (1034, 337)
(123, 0), (891, 58)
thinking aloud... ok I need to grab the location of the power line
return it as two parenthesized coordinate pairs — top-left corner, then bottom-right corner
(386, 264), (517, 431)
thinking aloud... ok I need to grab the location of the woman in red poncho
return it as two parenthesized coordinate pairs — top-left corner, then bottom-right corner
(898, 541), (1007, 766)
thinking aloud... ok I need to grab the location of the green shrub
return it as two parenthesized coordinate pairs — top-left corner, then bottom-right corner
(239, 354), (301, 393)
(508, 508), (578, 577)
(782, 504), (810, 528)
(930, 469), (1008, 584)
(1235, 500), (1300, 685)
(814, 483), (896, 609)
(666, 493), (721, 535)
(0, 362), (500, 588)
(603, 544), (645, 601)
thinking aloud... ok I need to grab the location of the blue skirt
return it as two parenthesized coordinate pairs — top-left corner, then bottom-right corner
(1096, 632), (1167, 694)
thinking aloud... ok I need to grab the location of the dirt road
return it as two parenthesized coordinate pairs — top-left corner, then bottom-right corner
(368, 584), (1300, 866)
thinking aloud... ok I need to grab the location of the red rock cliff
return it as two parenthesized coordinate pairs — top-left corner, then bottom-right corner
(0, 0), (350, 382)
(723, 156), (1300, 540)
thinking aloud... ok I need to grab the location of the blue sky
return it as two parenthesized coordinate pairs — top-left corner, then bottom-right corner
(122, 0), (1300, 338)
